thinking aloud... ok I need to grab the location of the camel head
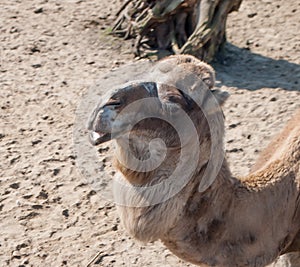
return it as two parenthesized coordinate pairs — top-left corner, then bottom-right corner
(88, 82), (158, 145)
(88, 55), (229, 151)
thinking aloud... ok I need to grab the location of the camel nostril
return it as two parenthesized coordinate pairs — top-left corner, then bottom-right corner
(102, 101), (121, 109)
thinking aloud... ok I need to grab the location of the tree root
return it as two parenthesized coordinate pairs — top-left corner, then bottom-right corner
(111, 0), (242, 61)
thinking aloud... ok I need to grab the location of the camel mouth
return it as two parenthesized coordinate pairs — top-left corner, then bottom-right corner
(89, 131), (112, 146)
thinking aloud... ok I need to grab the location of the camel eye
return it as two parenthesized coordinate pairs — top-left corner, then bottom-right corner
(168, 95), (181, 102)
(166, 93), (188, 107)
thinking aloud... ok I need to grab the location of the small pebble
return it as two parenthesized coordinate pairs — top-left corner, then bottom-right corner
(32, 139), (42, 145)
(37, 190), (48, 199)
(34, 7), (43, 14)
(11, 250), (21, 259)
(31, 204), (43, 210)
(31, 63), (42, 68)
(53, 168), (60, 176)
(10, 182), (20, 189)
(62, 209), (69, 218)
(247, 12), (257, 18)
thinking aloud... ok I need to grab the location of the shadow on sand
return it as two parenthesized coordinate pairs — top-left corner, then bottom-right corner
(212, 43), (300, 91)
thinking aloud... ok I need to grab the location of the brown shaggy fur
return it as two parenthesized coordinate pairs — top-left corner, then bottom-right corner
(88, 55), (300, 267)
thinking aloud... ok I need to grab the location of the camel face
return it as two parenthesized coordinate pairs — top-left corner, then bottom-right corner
(87, 81), (196, 147)
(88, 61), (229, 149)
(88, 82), (156, 145)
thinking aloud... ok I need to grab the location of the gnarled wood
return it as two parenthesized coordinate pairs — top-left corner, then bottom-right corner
(111, 0), (242, 61)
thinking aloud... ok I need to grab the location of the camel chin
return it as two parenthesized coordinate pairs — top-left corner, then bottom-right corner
(89, 131), (111, 146)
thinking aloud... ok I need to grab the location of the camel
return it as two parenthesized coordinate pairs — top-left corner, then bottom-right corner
(251, 109), (300, 257)
(88, 55), (300, 267)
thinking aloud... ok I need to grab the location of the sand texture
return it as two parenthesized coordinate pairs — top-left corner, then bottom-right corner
(0, 0), (299, 266)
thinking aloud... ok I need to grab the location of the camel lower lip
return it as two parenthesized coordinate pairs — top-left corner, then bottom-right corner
(89, 131), (111, 146)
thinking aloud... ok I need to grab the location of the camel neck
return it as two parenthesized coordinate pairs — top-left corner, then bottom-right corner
(163, 157), (300, 267)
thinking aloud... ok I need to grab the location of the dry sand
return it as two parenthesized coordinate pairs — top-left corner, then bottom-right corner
(0, 0), (299, 266)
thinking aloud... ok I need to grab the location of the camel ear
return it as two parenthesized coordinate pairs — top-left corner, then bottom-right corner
(199, 65), (215, 89)
(211, 89), (229, 106)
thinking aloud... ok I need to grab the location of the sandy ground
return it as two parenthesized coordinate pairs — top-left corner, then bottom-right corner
(0, 0), (299, 266)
